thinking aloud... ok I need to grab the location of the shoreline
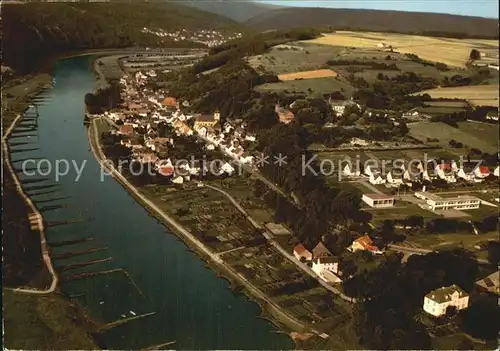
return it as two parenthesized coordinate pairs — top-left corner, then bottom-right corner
(2, 73), (101, 349)
(87, 118), (306, 346)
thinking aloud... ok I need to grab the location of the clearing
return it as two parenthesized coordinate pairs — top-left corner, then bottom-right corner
(413, 84), (499, 107)
(278, 69), (338, 81)
(305, 31), (499, 68)
(408, 121), (498, 153)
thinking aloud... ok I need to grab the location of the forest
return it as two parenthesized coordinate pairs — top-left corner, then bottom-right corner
(2, 2), (245, 73)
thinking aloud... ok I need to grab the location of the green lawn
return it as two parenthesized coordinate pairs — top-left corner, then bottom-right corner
(3, 290), (98, 350)
(407, 231), (498, 251)
(409, 122), (497, 154)
(255, 76), (354, 98)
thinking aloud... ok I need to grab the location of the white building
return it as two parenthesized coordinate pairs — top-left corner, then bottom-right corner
(312, 256), (342, 283)
(414, 192), (481, 211)
(494, 166), (500, 177)
(369, 174), (386, 185)
(342, 164), (361, 177)
(423, 285), (469, 317)
(362, 193), (395, 208)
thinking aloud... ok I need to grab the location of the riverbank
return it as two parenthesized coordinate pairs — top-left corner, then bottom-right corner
(2, 71), (100, 349)
(87, 118), (306, 346)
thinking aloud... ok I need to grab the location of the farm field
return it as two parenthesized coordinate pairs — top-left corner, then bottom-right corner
(247, 42), (344, 75)
(255, 76), (354, 98)
(278, 69), (338, 81)
(408, 121), (498, 153)
(456, 121), (499, 149)
(413, 84), (499, 107)
(305, 31), (499, 68)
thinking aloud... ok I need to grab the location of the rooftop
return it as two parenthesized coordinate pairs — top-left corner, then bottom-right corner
(425, 284), (468, 303)
(363, 193), (394, 200)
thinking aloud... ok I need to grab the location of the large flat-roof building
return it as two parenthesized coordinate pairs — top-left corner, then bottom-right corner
(362, 193), (395, 208)
(414, 191), (480, 211)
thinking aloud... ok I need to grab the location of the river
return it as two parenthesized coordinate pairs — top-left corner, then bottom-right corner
(8, 55), (293, 349)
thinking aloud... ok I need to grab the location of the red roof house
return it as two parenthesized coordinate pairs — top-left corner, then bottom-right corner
(119, 125), (134, 136)
(157, 166), (174, 177)
(293, 243), (313, 261)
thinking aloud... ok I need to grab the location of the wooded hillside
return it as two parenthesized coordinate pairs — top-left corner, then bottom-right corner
(245, 8), (499, 39)
(2, 2), (245, 73)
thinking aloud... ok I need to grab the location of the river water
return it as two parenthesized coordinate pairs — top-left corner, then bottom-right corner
(8, 56), (293, 349)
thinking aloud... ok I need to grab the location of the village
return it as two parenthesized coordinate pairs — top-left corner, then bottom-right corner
(86, 60), (499, 338)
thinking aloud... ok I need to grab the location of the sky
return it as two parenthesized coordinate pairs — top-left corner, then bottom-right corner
(259, 0), (499, 18)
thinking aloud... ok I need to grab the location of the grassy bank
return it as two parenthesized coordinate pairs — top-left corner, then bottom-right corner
(3, 290), (99, 350)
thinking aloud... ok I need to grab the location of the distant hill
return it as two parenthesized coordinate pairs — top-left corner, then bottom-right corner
(245, 8), (499, 38)
(3, 2), (245, 73)
(180, 0), (283, 22)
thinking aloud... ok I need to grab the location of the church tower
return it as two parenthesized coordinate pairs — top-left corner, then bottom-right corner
(213, 109), (220, 121)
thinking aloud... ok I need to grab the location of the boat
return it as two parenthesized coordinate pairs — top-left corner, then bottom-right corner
(130, 310), (136, 316)
(121, 314), (127, 318)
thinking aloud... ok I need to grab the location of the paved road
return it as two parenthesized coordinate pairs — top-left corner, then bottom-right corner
(388, 244), (490, 264)
(90, 119), (311, 333)
(204, 183), (356, 304)
(3, 113), (59, 295)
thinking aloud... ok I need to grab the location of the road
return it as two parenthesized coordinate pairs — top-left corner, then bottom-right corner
(204, 183), (356, 304)
(388, 244), (490, 264)
(3, 113), (59, 295)
(89, 118), (312, 333)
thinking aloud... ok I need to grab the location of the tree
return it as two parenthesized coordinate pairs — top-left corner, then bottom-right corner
(469, 49), (481, 61)
(487, 241), (500, 266)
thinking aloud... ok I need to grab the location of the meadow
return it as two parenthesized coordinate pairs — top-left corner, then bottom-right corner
(305, 31), (499, 68)
(413, 84), (499, 107)
(409, 121), (498, 153)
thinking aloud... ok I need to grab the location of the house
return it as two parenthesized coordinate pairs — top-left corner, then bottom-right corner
(474, 166), (490, 178)
(342, 163), (361, 177)
(121, 138), (143, 149)
(386, 170), (404, 186)
(293, 244), (313, 261)
(172, 119), (193, 136)
(138, 153), (159, 164)
(328, 97), (359, 116)
(369, 174), (386, 185)
(312, 242), (332, 260)
(364, 165), (379, 177)
(434, 164), (457, 183)
(350, 137), (369, 147)
(193, 110), (221, 131)
(423, 285), (469, 317)
(172, 175), (184, 184)
(475, 270), (500, 295)
(157, 166), (174, 177)
(486, 111), (499, 121)
(221, 162), (235, 175)
(349, 235), (383, 254)
(414, 191), (481, 211)
(119, 124), (134, 136)
(161, 96), (177, 109)
(312, 256), (342, 283)
(362, 193), (395, 208)
(275, 104), (295, 124)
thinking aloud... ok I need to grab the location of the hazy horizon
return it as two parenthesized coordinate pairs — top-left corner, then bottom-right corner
(258, 0), (499, 19)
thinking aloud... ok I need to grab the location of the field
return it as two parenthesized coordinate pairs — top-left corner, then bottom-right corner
(247, 42), (344, 75)
(255, 76), (354, 98)
(305, 31), (499, 68)
(409, 121), (498, 153)
(278, 69), (338, 81)
(413, 84), (499, 107)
